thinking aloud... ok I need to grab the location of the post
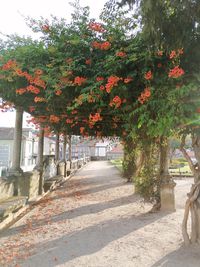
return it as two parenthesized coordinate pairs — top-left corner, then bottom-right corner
(59, 134), (67, 177)
(68, 135), (72, 168)
(62, 134), (67, 162)
(34, 127), (44, 195)
(55, 133), (60, 162)
(160, 137), (176, 211)
(8, 106), (23, 176)
(34, 127), (44, 171)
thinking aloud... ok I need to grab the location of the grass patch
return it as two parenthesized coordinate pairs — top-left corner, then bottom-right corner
(110, 159), (123, 172)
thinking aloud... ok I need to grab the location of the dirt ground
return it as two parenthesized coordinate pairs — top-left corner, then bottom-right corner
(0, 161), (199, 267)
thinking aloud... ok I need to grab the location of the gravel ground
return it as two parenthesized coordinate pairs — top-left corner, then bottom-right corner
(0, 161), (199, 267)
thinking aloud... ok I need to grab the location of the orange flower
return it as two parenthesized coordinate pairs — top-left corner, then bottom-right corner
(89, 113), (102, 123)
(80, 127), (85, 134)
(116, 51), (126, 57)
(16, 88), (27, 95)
(138, 87), (151, 104)
(66, 118), (73, 124)
(96, 76), (104, 82)
(34, 97), (47, 103)
(42, 25), (50, 32)
(49, 115), (60, 123)
(178, 48), (184, 55)
(100, 85), (105, 91)
(169, 50), (176, 59)
(66, 58), (73, 64)
(157, 50), (163, 56)
(101, 41), (111, 50)
(168, 66), (185, 78)
(2, 60), (17, 70)
(74, 76), (86, 86)
(109, 96), (122, 108)
(35, 69), (43, 75)
(85, 59), (91, 65)
(124, 77), (133, 83)
(92, 41), (101, 49)
(15, 69), (24, 76)
(144, 71), (152, 80)
(55, 89), (62, 95)
(89, 22), (105, 33)
(26, 85), (40, 94)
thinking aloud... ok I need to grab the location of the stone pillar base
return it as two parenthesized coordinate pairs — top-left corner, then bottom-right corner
(18, 170), (41, 200)
(160, 179), (176, 212)
(7, 168), (23, 177)
(58, 162), (65, 176)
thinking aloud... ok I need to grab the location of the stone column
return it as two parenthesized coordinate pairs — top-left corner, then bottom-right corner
(59, 134), (67, 176)
(62, 134), (67, 162)
(8, 106), (23, 176)
(34, 127), (44, 171)
(55, 133), (60, 162)
(160, 137), (176, 212)
(34, 127), (44, 195)
(68, 135), (72, 168)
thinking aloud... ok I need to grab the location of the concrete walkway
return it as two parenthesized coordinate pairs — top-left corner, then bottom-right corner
(0, 161), (199, 267)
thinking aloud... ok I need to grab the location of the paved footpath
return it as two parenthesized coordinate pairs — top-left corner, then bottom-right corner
(0, 161), (200, 267)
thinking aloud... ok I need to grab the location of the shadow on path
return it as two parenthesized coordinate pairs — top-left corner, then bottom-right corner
(151, 244), (200, 267)
(0, 193), (140, 238)
(22, 211), (168, 267)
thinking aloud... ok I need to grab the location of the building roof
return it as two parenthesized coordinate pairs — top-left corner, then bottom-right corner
(108, 144), (124, 154)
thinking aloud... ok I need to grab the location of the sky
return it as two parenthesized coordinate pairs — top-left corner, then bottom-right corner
(0, 0), (107, 127)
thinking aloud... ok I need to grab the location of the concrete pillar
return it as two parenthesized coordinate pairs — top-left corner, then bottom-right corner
(55, 133), (60, 162)
(68, 135), (72, 168)
(8, 106), (23, 176)
(160, 180), (176, 211)
(34, 127), (44, 195)
(159, 137), (176, 212)
(62, 134), (67, 162)
(34, 127), (44, 171)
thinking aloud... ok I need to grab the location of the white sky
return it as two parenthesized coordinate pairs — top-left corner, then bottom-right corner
(0, 0), (107, 127)
(0, 0), (107, 37)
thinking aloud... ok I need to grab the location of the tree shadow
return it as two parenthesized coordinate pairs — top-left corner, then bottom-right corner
(151, 243), (200, 267)
(0, 192), (140, 238)
(50, 180), (127, 201)
(20, 211), (168, 267)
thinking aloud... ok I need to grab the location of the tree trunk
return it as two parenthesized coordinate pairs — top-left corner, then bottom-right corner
(182, 181), (200, 245)
(181, 132), (200, 245)
(134, 150), (145, 177)
(8, 106), (23, 175)
(122, 137), (137, 182)
(180, 134), (200, 183)
(159, 136), (171, 180)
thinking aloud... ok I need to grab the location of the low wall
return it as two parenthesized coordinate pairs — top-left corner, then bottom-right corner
(0, 178), (14, 201)
(17, 170), (41, 201)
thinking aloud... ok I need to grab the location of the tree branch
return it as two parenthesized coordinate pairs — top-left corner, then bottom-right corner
(180, 135), (196, 175)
